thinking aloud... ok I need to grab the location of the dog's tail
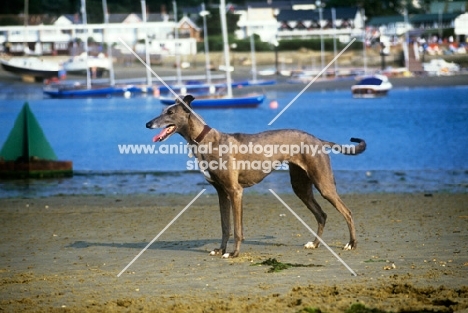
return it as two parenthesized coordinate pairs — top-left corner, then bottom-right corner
(321, 138), (366, 156)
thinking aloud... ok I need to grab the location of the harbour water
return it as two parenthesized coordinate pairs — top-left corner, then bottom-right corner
(0, 84), (467, 198)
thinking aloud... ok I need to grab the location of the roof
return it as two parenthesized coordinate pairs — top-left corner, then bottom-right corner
(247, 0), (318, 9)
(108, 14), (130, 23)
(409, 12), (460, 23)
(367, 15), (404, 26)
(108, 13), (171, 24)
(277, 7), (359, 21)
(368, 12), (461, 26)
(138, 13), (170, 22)
(178, 16), (200, 30)
(53, 14), (81, 25)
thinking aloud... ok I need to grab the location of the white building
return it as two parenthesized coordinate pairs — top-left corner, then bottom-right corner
(235, 2), (364, 44)
(0, 13), (199, 56)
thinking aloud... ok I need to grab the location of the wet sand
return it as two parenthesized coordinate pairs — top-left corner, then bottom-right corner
(1, 193), (467, 312)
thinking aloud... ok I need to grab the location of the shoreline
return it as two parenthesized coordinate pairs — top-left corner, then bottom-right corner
(1, 59), (468, 95)
(1, 168), (467, 199)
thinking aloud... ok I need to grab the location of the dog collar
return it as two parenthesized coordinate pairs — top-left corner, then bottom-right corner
(193, 124), (212, 144)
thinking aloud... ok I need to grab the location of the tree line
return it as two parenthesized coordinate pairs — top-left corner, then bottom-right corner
(2, 0), (432, 21)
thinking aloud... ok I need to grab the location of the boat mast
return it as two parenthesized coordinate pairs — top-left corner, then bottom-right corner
(220, 0), (233, 98)
(200, 3), (212, 84)
(361, 7), (367, 75)
(102, 0), (115, 86)
(81, 0), (91, 89)
(141, 0), (152, 86)
(332, 7), (338, 76)
(23, 0), (29, 55)
(173, 0), (182, 86)
(248, 6), (257, 82)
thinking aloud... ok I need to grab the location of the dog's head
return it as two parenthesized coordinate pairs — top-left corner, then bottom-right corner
(146, 95), (195, 142)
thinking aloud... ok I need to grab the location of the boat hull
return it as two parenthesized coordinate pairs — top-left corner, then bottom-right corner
(351, 75), (392, 98)
(1, 58), (60, 79)
(159, 79), (276, 93)
(160, 95), (265, 108)
(62, 54), (111, 77)
(351, 87), (391, 98)
(43, 84), (152, 98)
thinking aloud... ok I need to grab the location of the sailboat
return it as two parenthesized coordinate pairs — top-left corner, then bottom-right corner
(160, 0), (265, 108)
(43, 0), (153, 98)
(0, 57), (63, 81)
(0, 2), (64, 82)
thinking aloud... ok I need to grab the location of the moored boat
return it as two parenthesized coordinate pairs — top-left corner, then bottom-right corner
(62, 52), (112, 77)
(43, 82), (151, 98)
(0, 57), (63, 81)
(160, 94), (265, 108)
(351, 74), (392, 98)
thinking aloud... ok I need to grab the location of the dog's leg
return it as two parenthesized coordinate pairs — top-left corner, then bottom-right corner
(323, 192), (356, 250)
(289, 163), (327, 249)
(210, 184), (231, 256)
(311, 166), (357, 250)
(224, 186), (244, 258)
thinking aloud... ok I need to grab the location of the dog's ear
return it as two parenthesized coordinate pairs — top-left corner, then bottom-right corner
(183, 95), (195, 105)
(181, 95), (195, 112)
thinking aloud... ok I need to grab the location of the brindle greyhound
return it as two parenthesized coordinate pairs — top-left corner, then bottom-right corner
(146, 95), (366, 258)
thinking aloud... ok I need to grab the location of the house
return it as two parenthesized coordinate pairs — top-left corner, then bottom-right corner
(235, 1), (363, 43)
(276, 7), (363, 40)
(367, 12), (461, 38)
(236, 5), (279, 42)
(0, 14), (72, 55)
(455, 13), (468, 38)
(178, 16), (201, 41)
(0, 12), (200, 56)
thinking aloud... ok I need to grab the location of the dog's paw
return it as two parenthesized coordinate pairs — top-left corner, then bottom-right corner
(221, 251), (239, 258)
(343, 241), (357, 250)
(304, 241), (318, 249)
(209, 248), (223, 256)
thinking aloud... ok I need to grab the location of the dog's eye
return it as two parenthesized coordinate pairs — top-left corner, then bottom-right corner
(167, 109), (174, 115)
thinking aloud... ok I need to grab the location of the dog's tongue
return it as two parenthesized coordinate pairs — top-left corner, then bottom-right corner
(152, 128), (170, 142)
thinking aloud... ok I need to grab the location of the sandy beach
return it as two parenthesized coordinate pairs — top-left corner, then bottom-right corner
(0, 193), (467, 312)
(1, 53), (468, 312)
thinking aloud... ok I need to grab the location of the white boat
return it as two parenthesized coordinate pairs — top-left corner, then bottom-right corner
(62, 52), (111, 77)
(351, 74), (392, 98)
(423, 59), (460, 76)
(0, 57), (63, 80)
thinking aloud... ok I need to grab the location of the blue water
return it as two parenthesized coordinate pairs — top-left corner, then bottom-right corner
(1, 85), (467, 197)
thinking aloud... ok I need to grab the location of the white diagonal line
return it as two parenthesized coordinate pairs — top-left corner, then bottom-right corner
(117, 37), (206, 125)
(268, 38), (356, 126)
(117, 189), (206, 277)
(269, 189), (357, 276)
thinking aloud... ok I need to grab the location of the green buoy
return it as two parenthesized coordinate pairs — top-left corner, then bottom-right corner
(0, 102), (72, 178)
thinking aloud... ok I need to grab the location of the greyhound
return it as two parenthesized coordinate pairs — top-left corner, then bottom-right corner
(146, 95), (366, 258)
